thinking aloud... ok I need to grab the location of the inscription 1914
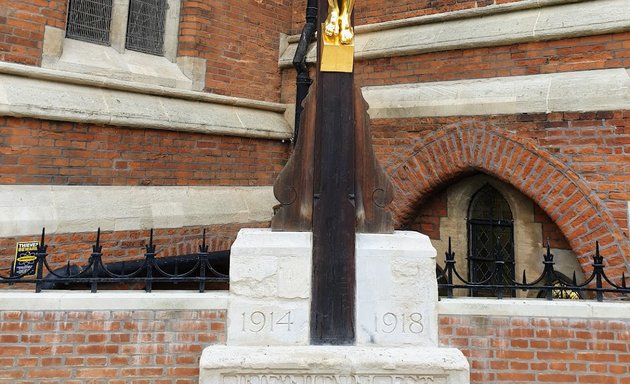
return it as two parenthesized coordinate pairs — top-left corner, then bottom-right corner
(223, 374), (440, 384)
(241, 311), (294, 333)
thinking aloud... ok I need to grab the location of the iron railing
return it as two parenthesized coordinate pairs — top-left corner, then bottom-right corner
(0, 228), (228, 293)
(437, 237), (630, 301)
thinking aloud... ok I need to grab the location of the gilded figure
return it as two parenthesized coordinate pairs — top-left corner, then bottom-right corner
(324, 0), (355, 45)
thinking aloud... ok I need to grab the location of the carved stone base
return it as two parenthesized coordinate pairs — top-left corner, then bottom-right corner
(199, 346), (469, 384)
(200, 228), (470, 383)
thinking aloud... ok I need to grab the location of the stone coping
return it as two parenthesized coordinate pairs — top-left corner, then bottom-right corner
(279, 0), (630, 67)
(0, 66), (292, 140)
(0, 62), (285, 113)
(438, 298), (630, 319)
(285, 0), (580, 44)
(362, 68), (630, 118)
(0, 290), (229, 311)
(0, 185), (277, 237)
(1, 291), (628, 320)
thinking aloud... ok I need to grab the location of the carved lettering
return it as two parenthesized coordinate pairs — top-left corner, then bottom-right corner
(240, 311), (294, 333)
(373, 313), (423, 334)
(223, 375), (439, 384)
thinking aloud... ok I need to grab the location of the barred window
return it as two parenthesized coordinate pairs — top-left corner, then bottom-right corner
(125, 0), (168, 56)
(66, 0), (113, 45)
(467, 185), (515, 297)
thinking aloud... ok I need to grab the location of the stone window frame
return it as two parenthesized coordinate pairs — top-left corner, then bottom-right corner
(42, 0), (206, 91)
(106, 0), (179, 61)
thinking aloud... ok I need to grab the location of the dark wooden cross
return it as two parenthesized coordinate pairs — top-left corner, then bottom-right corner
(272, 0), (393, 345)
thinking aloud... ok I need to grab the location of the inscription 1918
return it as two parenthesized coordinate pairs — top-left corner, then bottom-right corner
(241, 311), (294, 333)
(373, 313), (423, 334)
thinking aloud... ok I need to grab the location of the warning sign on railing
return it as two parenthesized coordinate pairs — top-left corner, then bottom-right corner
(12, 241), (39, 277)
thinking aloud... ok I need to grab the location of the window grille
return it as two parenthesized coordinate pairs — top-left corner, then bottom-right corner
(66, 0), (113, 45)
(467, 185), (515, 297)
(125, 0), (168, 56)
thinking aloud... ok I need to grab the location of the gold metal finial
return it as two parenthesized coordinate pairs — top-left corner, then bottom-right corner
(320, 0), (355, 73)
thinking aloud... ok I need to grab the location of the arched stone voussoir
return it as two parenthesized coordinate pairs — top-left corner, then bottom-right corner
(389, 126), (630, 279)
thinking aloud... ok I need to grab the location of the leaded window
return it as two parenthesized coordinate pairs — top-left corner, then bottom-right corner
(125, 0), (168, 55)
(467, 185), (515, 297)
(66, 0), (113, 45)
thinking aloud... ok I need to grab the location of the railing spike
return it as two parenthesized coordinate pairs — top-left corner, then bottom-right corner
(40, 227), (46, 247)
(546, 237), (550, 252)
(622, 272), (627, 289)
(572, 271), (577, 286)
(522, 269), (527, 285)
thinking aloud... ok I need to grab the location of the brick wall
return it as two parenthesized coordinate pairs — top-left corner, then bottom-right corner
(0, 308), (226, 384)
(1, 301), (627, 383)
(371, 112), (630, 235)
(369, 111), (630, 279)
(439, 314), (630, 384)
(0, 117), (289, 187)
(177, 0), (292, 102)
(0, 0), (66, 65)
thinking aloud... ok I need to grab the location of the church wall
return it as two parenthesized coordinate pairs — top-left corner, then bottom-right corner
(280, 31), (630, 102)
(0, 0), (66, 66)
(0, 115), (288, 270)
(0, 307), (227, 383)
(0, 117), (288, 187)
(177, 0), (292, 101)
(1, 0), (292, 102)
(370, 112), (630, 237)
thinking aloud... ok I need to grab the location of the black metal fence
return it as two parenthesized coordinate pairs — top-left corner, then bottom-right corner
(0, 228), (229, 293)
(437, 237), (630, 301)
(4, 229), (630, 301)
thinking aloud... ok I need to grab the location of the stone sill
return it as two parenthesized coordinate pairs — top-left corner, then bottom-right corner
(0, 290), (229, 311)
(1, 291), (627, 320)
(438, 298), (630, 319)
(362, 68), (630, 118)
(279, 0), (630, 67)
(0, 62), (292, 140)
(0, 62), (286, 113)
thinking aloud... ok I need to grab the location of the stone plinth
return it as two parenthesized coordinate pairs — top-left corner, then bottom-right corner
(356, 232), (437, 347)
(200, 346), (469, 384)
(228, 229), (312, 346)
(201, 229), (469, 384)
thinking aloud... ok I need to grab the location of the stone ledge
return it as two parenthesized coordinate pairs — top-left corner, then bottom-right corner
(362, 68), (630, 118)
(438, 298), (630, 319)
(200, 346), (469, 384)
(0, 62), (292, 140)
(0, 290), (229, 310)
(0, 185), (277, 237)
(279, 0), (629, 67)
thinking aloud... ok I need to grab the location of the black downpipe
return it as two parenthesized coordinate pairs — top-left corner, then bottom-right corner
(292, 0), (318, 144)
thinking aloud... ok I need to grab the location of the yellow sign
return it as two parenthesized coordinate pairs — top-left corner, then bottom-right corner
(12, 241), (39, 276)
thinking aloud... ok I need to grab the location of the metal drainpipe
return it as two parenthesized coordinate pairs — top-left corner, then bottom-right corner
(291, 0), (317, 145)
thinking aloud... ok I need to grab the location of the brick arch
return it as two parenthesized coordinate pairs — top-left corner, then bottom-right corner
(389, 125), (630, 278)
